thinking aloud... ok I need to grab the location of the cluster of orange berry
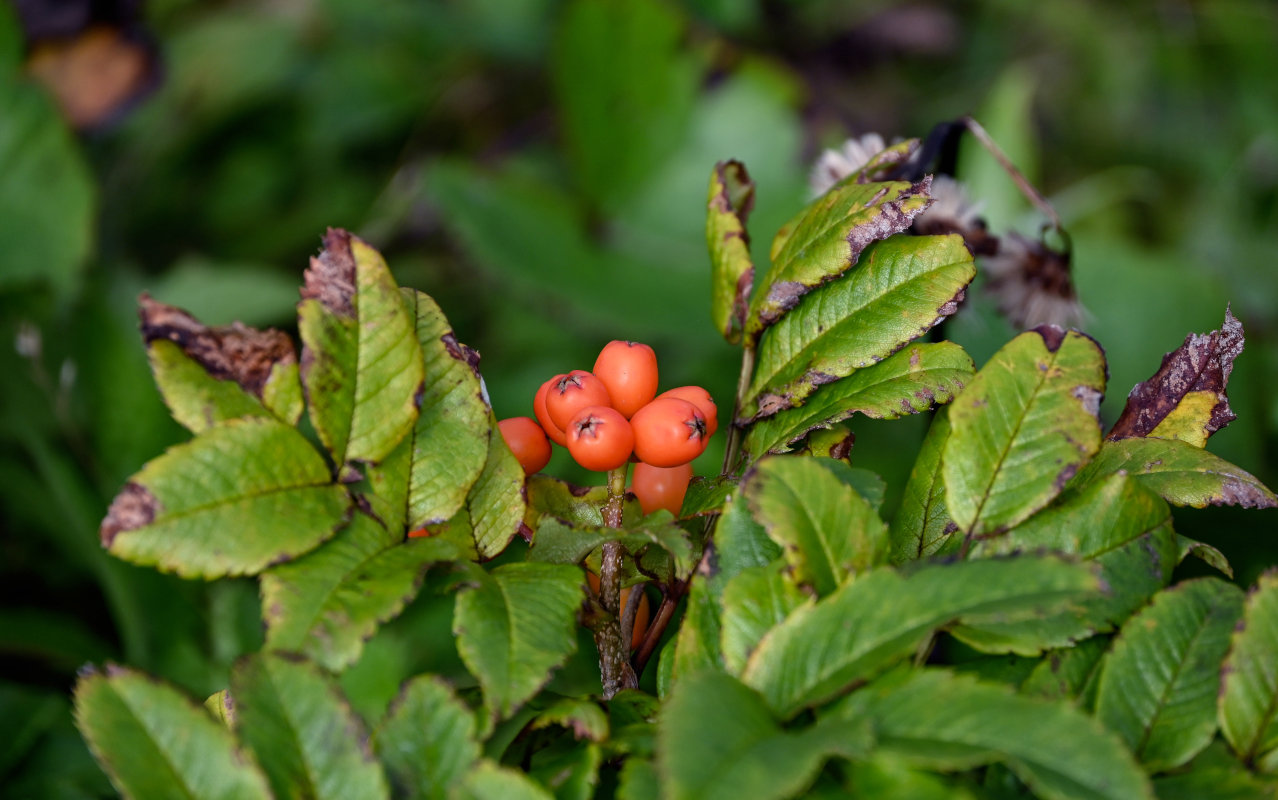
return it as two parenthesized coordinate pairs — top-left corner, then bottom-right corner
(497, 340), (718, 516)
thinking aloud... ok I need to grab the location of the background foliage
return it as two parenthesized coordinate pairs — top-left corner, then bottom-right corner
(2, 0), (1277, 795)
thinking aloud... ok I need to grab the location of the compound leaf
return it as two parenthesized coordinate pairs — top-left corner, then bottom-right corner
(942, 327), (1106, 536)
(743, 234), (973, 420)
(298, 229), (423, 467)
(1097, 578), (1244, 772)
(745, 341), (972, 459)
(706, 160), (755, 344)
(261, 513), (458, 671)
(743, 456), (887, 595)
(740, 556), (1099, 718)
(74, 665), (271, 800)
(657, 671), (872, 800)
(402, 289), (491, 529)
(1220, 570), (1278, 771)
(374, 675), (480, 800)
(747, 174), (934, 339)
(453, 562), (583, 721)
(231, 653), (388, 800)
(1075, 437), (1276, 510)
(889, 409), (959, 563)
(100, 417), (350, 579)
(833, 669), (1153, 800)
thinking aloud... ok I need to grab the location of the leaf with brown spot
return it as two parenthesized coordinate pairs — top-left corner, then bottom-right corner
(101, 417), (351, 579)
(1074, 437), (1276, 510)
(140, 295), (302, 431)
(742, 234), (974, 421)
(1108, 308), (1244, 447)
(942, 327), (1107, 537)
(745, 341), (973, 459)
(747, 160), (933, 341)
(298, 229), (424, 467)
(706, 160), (756, 345)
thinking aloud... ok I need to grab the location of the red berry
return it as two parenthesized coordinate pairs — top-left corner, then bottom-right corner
(566, 405), (634, 472)
(630, 461), (693, 516)
(593, 340), (659, 418)
(534, 376), (568, 447)
(657, 386), (718, 437)
(546, 370), (613, 432)
(630, 397), (707, 467)
(498, 416), (552, 475)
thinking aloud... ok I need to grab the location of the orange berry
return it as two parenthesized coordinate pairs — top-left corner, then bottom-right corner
(566, 405), (634, 472)
(593, 340), (659, 418)
(657, 386), (718, 437)
(534, 376), (568, 447)
(546, 370), (613, 432)
(630, 461), (694, 516)
(630, 397), (707, 467)
(498, 416), (552, 475)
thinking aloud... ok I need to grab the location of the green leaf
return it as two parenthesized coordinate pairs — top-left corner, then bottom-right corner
(74, 665), (271, 800)
(720, 562), (806, 676)
(298, 229), (424, 466)
(957, 475), (1178, 651)
(889, 409), (959, 562)
(1020, 636), (1111, 704)
(528, 517), (695, 585)
(1074, 437), (1277, 509)
(1177, 534), (1234, 578)
(140, 296), (300, 433)
(1154, 742), (1278, 800)
(453, 562), (584, 721)
(745, 341), (973, 459)
(454, 761), (555, 800)
(744, 234), (974, 419)
(1096, 578), (1244, 772)
(747, 175), (935, 339)
(844, 754), (980, 800)
(1220, 570), (1278, 770)
(740, 556), (1100, 718)
(205, 690), (235, 728)
(261, 513), (459, 671)
(231, 653), (388, 799)
(943, 327), (1107, 536)
(679, 475), (738, 519)
(743, 456), (887, 594)
(706, 160), (756, 344)
(553, 0), (697, 213)
(530, 696), (610, 743)
(0, 77), (94, 294)
(833, 669), (1153, 800)
(374, 675), (480, 800)
(617, 758), (660, 800)
(463, 411), (531, 559)
(669, 577), (726, 681)
(657, 671), (872, 800)
(713, 496), (782, 583)
(529, 739), (602, 800)
(100, 417), (351, 579)
(525, 475), (622, 529)
(402, 290), (491, 528)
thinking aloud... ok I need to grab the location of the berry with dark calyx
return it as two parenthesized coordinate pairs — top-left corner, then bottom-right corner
(656, 385), (718, 437)
(593, 340), (659, 418)
(546, 370), (613, 431)
(566, 405), (634, 472)
(498, 416), (552, 475)
(630, 397), (707, 468)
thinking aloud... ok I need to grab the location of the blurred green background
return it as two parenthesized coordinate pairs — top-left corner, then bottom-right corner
(2, 0), (1275, 794)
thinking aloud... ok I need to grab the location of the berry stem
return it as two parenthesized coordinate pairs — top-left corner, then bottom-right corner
(595, 465), (637, 698)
